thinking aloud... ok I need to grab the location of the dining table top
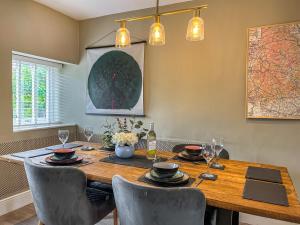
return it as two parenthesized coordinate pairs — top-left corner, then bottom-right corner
(1, 141), (300, 224)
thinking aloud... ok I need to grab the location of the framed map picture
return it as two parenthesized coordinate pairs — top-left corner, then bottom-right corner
(86, 43), (144, 116)
(246, 22), (300, 119)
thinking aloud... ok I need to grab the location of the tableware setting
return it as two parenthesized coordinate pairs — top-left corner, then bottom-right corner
(177, 144), (205, 162)
(144, 162), (190, 186)
(45, 148), (83, 165)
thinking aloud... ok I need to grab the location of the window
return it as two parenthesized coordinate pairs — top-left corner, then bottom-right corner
(12, 54), (63, 128)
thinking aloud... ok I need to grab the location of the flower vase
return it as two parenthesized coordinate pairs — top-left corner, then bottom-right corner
(115, 145), (135, 158)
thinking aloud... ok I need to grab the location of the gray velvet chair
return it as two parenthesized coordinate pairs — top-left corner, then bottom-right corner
(24, 158), (115, 225)
(112, 175), (206, 225)
(172, 144), (237, 225)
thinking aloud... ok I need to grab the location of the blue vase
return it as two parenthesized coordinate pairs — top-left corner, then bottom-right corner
(115, 145), (135, 158)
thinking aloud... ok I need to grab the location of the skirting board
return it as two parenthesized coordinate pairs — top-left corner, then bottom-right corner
(240, 213), (298, 225)
(0, 190), (33, 216)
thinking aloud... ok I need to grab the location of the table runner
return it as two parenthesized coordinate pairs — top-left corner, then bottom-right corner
(100, 155), (168, 169)
(12, 148), (52, 158)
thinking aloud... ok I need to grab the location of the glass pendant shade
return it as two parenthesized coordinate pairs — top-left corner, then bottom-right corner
(149, 16), (165, 46)
(115, 22), (131, 48)
(186, 15), (204, 41)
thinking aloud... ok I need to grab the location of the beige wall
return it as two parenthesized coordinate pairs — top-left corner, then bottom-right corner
(62, 0), (300, 197)
(0, 0), (79, 142)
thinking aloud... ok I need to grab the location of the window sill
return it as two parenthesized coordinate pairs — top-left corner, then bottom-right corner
(13, 123), (76, 133)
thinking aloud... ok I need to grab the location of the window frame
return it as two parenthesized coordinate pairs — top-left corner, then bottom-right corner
(12, 53), (63, 129)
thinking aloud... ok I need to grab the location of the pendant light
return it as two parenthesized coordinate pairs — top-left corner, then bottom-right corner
(114, 0), (208, 47)
(186, 10), (204, 41)
(149, 15), (165, 46)
(115, 21), (131, 48)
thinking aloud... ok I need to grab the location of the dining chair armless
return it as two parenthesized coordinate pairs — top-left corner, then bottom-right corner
(172, 144), (236, 225)
(24, 158), (115, 225)
(112, 175), (206, 225)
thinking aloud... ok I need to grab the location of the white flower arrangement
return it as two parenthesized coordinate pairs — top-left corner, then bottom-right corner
(112, 132), (138, 146)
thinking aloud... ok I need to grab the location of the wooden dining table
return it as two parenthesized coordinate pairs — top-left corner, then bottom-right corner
(1, 141), (300, 224)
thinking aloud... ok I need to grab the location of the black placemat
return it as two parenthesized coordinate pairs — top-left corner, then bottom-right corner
(100, 155), (167, 169)
(12, 148), (52, 158)
(39, 159), (93, 167)
(46, 143), (83, 150)
(99, 147), (115, 151)
(172, 155), (206, 163)
(243, 179), (288, 206)
(138, 174), (196, 187)
(246, 166), (282, 183)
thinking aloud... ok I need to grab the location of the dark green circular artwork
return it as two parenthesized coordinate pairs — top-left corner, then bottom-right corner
(88, 50), (142, 110)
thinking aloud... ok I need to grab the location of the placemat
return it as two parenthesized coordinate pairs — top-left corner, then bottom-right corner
(246, 166), (282, 183)
(243, 179), (288, 206)
(138, 174), (196, 187)
(172, 155), (206, 163)
(38, 160), (93, 167)
(99, 146), (115, 151)
(12, 148), (52, 158)
(100, 155), (168, 169)
(46, 143), (83, 150)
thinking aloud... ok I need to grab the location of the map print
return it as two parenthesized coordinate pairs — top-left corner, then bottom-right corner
(247, 22), (300, 119)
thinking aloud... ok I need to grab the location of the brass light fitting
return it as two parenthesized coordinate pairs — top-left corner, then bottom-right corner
(115, 0), (207, 48)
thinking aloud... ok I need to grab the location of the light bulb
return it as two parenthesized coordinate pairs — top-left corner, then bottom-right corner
(155, 29), (161, 39)
(149, 16), (165, 46)
(115, 21), (131, 48)
(186, 13), (204, 41)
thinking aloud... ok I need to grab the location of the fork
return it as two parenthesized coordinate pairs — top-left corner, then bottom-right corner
(194, 178), (204, 187)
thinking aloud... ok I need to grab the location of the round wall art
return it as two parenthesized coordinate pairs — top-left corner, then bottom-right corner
(87, 49), (143, 114)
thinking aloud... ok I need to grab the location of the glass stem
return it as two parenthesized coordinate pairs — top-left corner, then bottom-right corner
(206, 162), (210, 174)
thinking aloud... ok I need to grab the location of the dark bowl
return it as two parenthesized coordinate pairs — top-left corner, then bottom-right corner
(184, 145), (202, 156)
(53, 148), (75, 160)
(153, 162), (179, 178)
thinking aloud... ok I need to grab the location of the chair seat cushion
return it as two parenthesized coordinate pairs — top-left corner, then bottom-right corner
(87, 181), (113, 193)
(86, 181), (114, 203)
(86, 187), (113, 203)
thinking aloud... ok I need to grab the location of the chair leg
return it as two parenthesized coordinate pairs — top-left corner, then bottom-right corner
(38, 221), (44, 225)
(113, 208), (118, 225)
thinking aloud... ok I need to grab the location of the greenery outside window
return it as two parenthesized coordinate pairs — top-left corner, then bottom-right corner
(12, 54), (62, 129)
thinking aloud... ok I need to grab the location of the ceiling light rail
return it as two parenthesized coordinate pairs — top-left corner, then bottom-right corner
(114, 0), (208, 48)
(115, 5), (208, 23)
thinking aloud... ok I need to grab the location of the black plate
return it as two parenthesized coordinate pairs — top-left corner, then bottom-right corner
(150, 170), (184, 182)
(145, 171), (189, 185)
(178, 151), (204, 161)
(173, 144), (203, 153)
(45, 155), (83, 165)
(152, 162), (179, 177)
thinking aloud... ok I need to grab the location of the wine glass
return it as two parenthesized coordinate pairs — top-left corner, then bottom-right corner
(201, 144), (217, 179)
(212, 137), (224, 169)
(58, 130), (69, 148)
(84, 127), (94, 142)
(81, 127), (95, 151)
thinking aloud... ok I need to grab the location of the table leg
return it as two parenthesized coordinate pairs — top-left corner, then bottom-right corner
(232, 211), (239, 225)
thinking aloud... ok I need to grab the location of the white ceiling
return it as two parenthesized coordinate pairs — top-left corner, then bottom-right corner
(34, 0), (192, 21)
